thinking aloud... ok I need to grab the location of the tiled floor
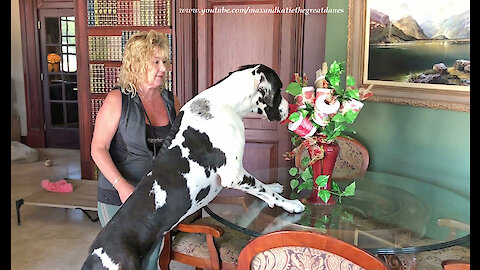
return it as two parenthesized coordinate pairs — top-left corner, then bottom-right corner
(12, 148), (469, 270)
(11, 147), (193, 270)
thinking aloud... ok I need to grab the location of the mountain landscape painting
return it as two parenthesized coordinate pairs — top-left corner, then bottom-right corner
(366, 0), (470, 87)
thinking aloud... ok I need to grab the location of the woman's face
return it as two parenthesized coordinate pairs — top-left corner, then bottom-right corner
(140, 48), (169, 90)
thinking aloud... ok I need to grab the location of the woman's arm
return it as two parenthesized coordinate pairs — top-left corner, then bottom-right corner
(91, 90), (134, 203)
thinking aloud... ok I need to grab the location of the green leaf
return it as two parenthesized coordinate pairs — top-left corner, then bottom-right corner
(297, 180), (313, 192)
(301, 168), (313, 181)
(325, 121), (335, 133)
(340, 211), (354, 222)
(289, 167), (298, 176)
(291, 136), (297, 145)
(343, 126), (357, 135)
(342, 181), (356, 197)
(344, 110), (359, 124)
(346, 89), (360, 100)
(318, 189), (331, 203)
(331, 114), (346, 123)
(285, 82), (302, 96)
(333, 122), (346, 133)
(334, 85), (344, 96)
(326, 127), (343, 141)
(304, 102), (314, 111)
(328, 76), (340, 87)
(319, 215), (330, 224)
(329, 61), (341, 74)
(338, 61), (346, 72)
(290, 179), (299, 189)
(314, 220), (327, 231)
(300, 109), (309, 118)
(315, 175), (330, 188)
(289, 112), (300, 122)
(301, 156), (310, 167)
(332, 181), (340, 193)
(346, 75), (356, 87)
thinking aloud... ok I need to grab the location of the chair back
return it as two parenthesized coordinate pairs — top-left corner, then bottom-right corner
(237, 230), (387, 270)
(442, 259), (470, 270)
(295, 136), (369, 180)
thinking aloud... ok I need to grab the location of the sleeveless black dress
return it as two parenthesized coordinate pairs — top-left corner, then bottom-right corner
(96, 89), (176, 206)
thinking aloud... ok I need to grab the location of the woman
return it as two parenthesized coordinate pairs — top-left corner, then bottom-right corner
(90, 30), (180, 269)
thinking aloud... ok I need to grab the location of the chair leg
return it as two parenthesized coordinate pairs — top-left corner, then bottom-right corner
(16, 199), (24, 225)
(159, 232), (172, 270)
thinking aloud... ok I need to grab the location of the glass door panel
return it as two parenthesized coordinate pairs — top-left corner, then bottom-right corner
(40, 9), (79, 148)
(66, 103), (79, 128)
(48, 74), (63, 100)
(65, 74), (78, 100)
(50, 103), (64, 127)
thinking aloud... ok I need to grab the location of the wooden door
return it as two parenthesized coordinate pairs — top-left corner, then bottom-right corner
(38, 9), (80, 148)
(197, 0), (302, 180)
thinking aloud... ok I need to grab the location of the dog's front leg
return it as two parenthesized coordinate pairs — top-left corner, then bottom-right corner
(218, 167), (305, 213)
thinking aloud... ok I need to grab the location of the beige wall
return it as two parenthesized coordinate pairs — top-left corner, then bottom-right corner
(11, 0), (27, 136)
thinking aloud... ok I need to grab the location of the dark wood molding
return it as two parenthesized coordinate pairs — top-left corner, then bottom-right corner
(302, 0), (328, 81)
(174, 0), (198, 106)
(19, 0), (46, 148)
(75, 0), (196, 179)
(74, 0), (95, 179)
(37, 0), (74, 9)
(19, 0), (79, 149)
(292, 0), (305, 74)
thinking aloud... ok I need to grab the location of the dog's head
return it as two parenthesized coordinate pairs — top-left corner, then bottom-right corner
(237, 64), (289, 122)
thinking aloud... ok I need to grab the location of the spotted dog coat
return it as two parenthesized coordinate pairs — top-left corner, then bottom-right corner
(81, 64), (306, 270)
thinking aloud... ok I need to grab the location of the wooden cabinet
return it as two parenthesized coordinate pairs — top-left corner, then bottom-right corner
(21, 0), (327, 180)
(196, 0), (328, 179)
(73, 0), (326, 179)
(75, 0), (195, 179)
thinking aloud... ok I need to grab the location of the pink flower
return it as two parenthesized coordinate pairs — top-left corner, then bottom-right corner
(359, 85), (374, 100)
(280, 104), (300, 125)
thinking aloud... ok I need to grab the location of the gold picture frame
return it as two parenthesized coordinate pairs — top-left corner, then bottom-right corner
(346, 0), (470, 112)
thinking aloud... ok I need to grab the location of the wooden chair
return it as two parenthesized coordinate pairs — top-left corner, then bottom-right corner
(442, 259), (470, 270)
(437, 218), (470, 241)
(415, 219), (470, 269)
(237, 230), (387, 269)
(159, 198), (253, 270)
(295, 135), (369, 180)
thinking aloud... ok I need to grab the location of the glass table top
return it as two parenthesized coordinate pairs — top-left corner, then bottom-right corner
(205, 169), (469, 254)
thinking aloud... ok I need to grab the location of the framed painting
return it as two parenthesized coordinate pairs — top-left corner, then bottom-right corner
(346, 0), (470, 111)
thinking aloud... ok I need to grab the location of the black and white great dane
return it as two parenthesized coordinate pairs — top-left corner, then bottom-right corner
(81, 64), (306, 270)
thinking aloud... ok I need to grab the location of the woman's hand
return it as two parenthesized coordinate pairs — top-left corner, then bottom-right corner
(115, 178), (135, 203)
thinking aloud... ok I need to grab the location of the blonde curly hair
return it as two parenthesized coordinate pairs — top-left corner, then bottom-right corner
(118, 30), (170, 97)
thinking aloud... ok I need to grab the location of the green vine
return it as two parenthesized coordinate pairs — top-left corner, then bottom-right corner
(288, 150), (356, 204)
(283, 61), (373, 204)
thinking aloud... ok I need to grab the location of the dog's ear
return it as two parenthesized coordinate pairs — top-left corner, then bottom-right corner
(255, 70), (275, 107)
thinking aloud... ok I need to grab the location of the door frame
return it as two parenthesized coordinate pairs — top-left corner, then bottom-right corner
(19, 0), (45, 147)
(19, 0), (76, 148)
(38, 8), (80, 149)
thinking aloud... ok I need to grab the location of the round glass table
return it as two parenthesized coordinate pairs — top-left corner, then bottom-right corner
(205, 169), (470, 256)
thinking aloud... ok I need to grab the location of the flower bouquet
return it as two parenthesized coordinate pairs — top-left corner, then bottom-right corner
(282, 61), (373, 204)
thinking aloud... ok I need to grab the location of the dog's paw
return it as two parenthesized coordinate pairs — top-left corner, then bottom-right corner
(283, 199), (306, 214)
(267, 182), (284, 193)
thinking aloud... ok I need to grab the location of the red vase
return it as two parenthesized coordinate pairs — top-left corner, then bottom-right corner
(306, 141), (340, 205)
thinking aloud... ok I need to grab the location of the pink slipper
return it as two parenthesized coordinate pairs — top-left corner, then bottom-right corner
(41, 179), (73, 193)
